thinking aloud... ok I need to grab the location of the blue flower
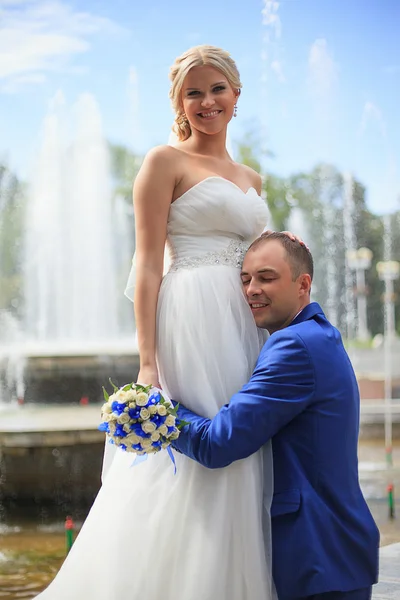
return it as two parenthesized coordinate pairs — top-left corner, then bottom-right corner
(132, 425), (148, 438)
(120, 443), (127, 451)
(111, 401), (126, 416)
(148, 391), (161, 405)
(151, 414), (166, 427)
(114, 424), (127, 438)
(132, 443), (143, 451)
(167, 426), (175, 434)
(152, 440), (162, 449)
(128, 407), (141, 419)
(98, 422), (109, 433)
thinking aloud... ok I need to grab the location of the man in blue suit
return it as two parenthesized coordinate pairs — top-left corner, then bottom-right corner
(173, 232), (379, 600)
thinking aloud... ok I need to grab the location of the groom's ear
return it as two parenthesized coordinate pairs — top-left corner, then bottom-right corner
(298, 273), (312, 296)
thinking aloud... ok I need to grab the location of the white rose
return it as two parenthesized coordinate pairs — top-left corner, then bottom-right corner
(141, 438), (152, 449)
(158, 424), (168, 436)
(126, 390), (137, 402)
(117, 413), (130, 425)
(157, 405), (167, 416)
(151, 431), (160, 442)
(108, 422), (116, 435)
(125, 434), (140, 446)
(165, 415), (175, 427)
(140, 407), (150, 420)
(168, 429), (180, 441)
(161, 442), (170, 449)
(142, 421), (156, 434)
(116, 391), (129, 404)
(103, 413), (113, 423)
(123, 423), (131, 433)
(136, 392), (149, 406)
(149, 405), (157, 415)
(128, 401), (137, 409)
(102, 402), (112, 414)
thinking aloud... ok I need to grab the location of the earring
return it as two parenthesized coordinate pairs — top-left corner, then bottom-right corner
(233, 104), (238, 117)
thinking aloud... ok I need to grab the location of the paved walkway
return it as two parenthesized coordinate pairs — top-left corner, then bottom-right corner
(373, 542), (400, 599)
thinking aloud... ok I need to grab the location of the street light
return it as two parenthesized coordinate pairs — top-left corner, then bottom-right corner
(376, 259), (400, 469)
(346, 247), (373, 341)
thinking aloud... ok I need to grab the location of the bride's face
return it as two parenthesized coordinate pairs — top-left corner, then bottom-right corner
(181, 65), (239, 136)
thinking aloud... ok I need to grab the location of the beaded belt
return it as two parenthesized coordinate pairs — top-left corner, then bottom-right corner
(169, 239), (249, 272)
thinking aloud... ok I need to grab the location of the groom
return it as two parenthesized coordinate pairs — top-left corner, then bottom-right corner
(173, 232), (379, 600)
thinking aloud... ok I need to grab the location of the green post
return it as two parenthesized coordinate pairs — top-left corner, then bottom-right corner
(65, 516), (75, 554)
(387, 484), (395, 520)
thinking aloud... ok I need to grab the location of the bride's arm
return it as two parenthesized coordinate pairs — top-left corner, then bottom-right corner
(133, 146), (177, 387)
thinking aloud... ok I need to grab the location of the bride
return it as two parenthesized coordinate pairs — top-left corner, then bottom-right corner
(36, 45), (276, 600)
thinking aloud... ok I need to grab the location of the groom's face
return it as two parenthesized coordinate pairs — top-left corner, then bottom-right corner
(241, 240), (310, 334)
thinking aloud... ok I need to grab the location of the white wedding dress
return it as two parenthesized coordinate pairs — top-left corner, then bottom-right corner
(36, 176), (275, 600)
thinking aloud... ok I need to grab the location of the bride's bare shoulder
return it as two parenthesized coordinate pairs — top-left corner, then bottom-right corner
(143, 144), (181, 164)
(140, 145), (187, 176)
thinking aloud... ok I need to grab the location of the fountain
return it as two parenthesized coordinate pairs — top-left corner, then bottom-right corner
(23, 92), (134, 352)
(0, 92), (138, 513)
(0, 92), (137, 404)
(343, 172), (357, 342)
(0, 311), (26, 406)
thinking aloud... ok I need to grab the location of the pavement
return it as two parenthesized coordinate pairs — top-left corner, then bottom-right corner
(372, 543), (400, 599)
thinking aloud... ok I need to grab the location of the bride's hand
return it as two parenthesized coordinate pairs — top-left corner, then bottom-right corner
(264, 229), (308, 248)
(137, 367), (161, 389)
(280, 230), (307, 246)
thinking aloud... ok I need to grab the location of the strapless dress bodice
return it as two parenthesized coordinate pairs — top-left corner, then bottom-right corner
(166, 176), (269, 272)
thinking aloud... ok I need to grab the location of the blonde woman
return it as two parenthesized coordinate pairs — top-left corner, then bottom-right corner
(36, 45), (276, 600)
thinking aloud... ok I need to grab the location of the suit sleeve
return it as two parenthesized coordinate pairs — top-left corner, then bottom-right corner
(173, 330), (315, 468)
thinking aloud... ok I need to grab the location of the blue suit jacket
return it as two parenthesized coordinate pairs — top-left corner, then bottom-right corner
(174, 303), (379, 600)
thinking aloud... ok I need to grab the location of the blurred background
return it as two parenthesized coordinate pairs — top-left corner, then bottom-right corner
(0, 0), (399, 597)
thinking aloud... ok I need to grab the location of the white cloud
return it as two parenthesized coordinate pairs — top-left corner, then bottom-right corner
(261, 1), (281, 40)
(0, 72), (47, 94)
(0, 0), (124, 92)
(261, 1), (285, 84)
(308, 38), (338, 101)
(359, 101), (387, 138)
(271, 59), (285, 83)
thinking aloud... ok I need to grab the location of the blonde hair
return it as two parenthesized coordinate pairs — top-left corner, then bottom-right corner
(169, 45), (242, 142)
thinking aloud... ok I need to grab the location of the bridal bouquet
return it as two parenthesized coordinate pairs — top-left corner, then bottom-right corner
(98, 380), (186, 456)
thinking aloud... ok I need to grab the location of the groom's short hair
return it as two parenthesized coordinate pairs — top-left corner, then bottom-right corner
(247, 232), (314, 281)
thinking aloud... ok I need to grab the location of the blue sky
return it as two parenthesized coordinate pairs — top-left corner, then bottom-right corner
(1, 0), (399, 214)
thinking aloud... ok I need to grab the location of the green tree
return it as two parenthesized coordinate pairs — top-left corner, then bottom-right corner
(236, 132), (396, 338)
(263, 175), (291, 231)
(109, 143), (143, 204)
(235, 130), (289, 230)
(108, 144), (143, 330)
(0, 164), (26, 313)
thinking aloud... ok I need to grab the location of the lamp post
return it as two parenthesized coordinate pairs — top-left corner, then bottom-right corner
(376, 260), (400, 469)
(346, 248), (373, 341)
